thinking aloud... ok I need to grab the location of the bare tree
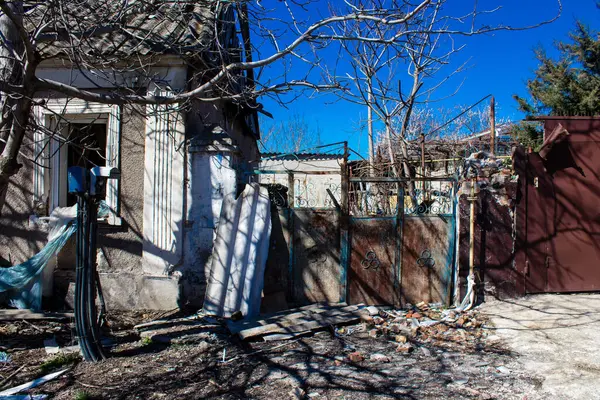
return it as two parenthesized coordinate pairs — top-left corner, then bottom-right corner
(336, 0), (559, 204)
(338, 1), (470, 200)
(0, 0), (561, 213)
(259, 114), (321, 153)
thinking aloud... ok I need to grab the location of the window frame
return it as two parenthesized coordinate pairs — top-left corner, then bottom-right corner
(33, 100), (122, 225)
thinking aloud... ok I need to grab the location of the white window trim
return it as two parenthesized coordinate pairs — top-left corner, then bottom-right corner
(33, 99), (121, 225)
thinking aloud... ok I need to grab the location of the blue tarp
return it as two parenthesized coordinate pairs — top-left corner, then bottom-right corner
(0, 202), (109, 310)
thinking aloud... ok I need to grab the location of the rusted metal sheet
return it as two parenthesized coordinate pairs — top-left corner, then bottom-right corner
(348, 219), (399, 306)
(401, 217), (452, 305)
(292, 210), (341, 304)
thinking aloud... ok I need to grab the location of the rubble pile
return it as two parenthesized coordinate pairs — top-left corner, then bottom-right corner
(338, 302), (489, 362)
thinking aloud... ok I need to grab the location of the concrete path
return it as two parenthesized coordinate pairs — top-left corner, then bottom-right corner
(480, 294), (600, 400)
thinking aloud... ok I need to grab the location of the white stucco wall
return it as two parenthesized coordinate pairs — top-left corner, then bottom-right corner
(259, 157), (342, 208)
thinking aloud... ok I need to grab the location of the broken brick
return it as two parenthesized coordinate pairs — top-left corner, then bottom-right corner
(348, 351), (364, 362)
(368, 328), (379, 338)
(394, 335), (408, 343)
(396, 344), (414, 353)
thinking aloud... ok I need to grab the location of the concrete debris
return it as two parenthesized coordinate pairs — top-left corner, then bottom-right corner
(365, 306), (380, 316)
(396, 344), (414, 353)
(369, 353), (390, 363)
(347, 351), (364, 362)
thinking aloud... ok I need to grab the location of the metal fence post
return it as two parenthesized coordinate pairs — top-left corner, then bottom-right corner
(395, 183), (405, 307)
(340, 142), (349, 303)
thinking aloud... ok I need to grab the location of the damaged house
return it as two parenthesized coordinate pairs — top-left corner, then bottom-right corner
(0, 1), (261, 310)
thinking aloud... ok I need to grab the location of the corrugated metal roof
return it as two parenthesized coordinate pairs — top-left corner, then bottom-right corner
(26, 0), (217, 59)
(261, 152), (344, 161)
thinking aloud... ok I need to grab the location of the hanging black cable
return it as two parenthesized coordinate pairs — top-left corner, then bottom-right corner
(69, 166), (119, 362)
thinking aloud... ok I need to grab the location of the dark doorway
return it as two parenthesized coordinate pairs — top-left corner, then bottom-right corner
(66, 122), (107, 206)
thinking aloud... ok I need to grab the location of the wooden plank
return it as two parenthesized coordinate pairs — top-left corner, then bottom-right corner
(134, 315), (206, 332)
(238, 306), (366, 340)
(227, 303), (347, 334)
(0, 310), (74, 321)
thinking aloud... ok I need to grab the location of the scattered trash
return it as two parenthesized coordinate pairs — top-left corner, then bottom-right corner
(43, 338), (60, 355)
(495, 366), (510, 374)
(0, 368), (69, 396)
(0, 351), (10, 363)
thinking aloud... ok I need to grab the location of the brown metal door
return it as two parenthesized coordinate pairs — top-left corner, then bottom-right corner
(401, 217), (452, 305)
(524, 154), (551, 293)
(348, 219), (399, 306)
(546, 138), (600, 291)
(292, 210), (342, 304)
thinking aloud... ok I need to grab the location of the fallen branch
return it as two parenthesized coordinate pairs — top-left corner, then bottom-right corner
(0, 365), (25, 388)
(75, 380), (121, 390)
(222, 339), (301, 364)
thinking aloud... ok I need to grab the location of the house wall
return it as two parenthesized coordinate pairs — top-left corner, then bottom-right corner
(0, 133), (47, 266)
(259, 158), (343, 208)
(178, 100), (260, 309)
(1, 74), (260, 311)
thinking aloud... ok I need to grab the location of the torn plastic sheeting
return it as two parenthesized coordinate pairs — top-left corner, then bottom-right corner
(0, 368), (68, 396)
(204, 183), (272, 319)
(0, 202), (109, 310)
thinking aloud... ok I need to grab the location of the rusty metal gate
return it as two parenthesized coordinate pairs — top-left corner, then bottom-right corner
(254, 144), (457, 308)
(345, 177), (457, 307)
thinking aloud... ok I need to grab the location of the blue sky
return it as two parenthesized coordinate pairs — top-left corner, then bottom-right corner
(257, 0), (599, 156)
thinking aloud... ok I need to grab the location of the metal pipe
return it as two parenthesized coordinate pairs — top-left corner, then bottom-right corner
(467, 178), (477, 309)
(468, 178), (476, 276)
(490, 96), (496, 155)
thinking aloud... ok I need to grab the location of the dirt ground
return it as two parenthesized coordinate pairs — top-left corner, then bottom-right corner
(0, 304), (547, 400)
(480, 293), (600, 400)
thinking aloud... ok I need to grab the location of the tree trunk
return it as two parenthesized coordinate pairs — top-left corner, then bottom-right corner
(367, 76), (375, 176)
(0, 1), (27, 215)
